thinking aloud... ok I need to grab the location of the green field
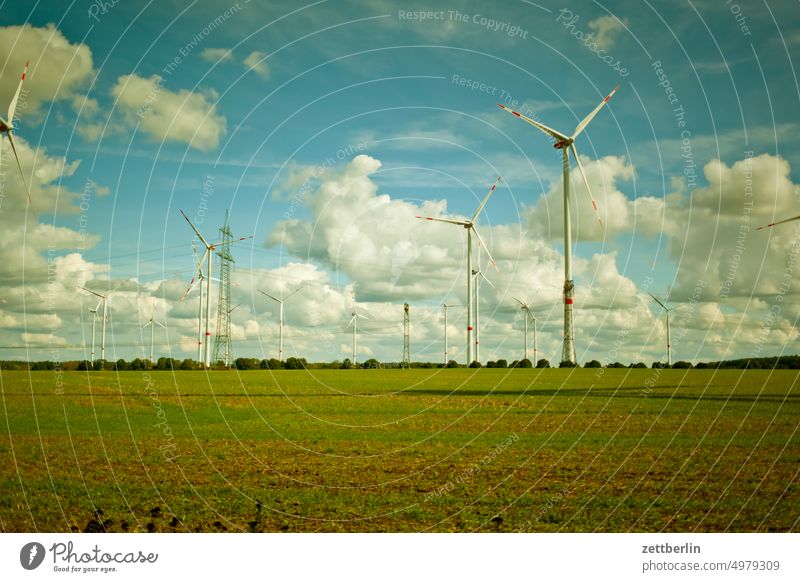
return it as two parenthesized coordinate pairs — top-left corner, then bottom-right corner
(1, 368), (798, 532)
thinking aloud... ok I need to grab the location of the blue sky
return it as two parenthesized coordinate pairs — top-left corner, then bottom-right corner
(1, 0), (799, 364)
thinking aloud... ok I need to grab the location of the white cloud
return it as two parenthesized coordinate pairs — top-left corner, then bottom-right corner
(587, 15), (628, 50)
(524, 154), (663, 242)
(0, 24), (94, 117)
(111, 74), (227, 151)
(200, 47), (233, 63)
(243, 51), (269, 78)
(664, 153), (800, 301)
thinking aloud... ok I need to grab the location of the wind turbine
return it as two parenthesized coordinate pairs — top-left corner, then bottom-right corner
(513, 297), (537, 363)
(87, 300), (101, 366)
(0, 62), (30, 202)
(80, 282), (124, 364)
(142, 302), (166, 364)
(648, 292), (672, 367)
(179, 210), (252, 368)
(498, 86), (618, 364)
(417, 177), (501, 365)
(756, 215), (800, 230)
(442, 302), (451, 365)
(258, 285), (304, 363)
(348, 297), (368, 366)
(472, 262), (495, 363)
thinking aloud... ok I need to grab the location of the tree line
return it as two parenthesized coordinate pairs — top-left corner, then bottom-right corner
(4, 354), (799, 371)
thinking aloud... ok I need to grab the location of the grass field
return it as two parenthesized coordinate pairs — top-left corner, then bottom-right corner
(1, 368), (798, 532)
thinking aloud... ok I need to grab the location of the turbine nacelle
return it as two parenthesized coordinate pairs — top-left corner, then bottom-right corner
(553, 139), (573, 149)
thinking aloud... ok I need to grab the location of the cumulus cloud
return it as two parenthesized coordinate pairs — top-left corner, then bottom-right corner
(665, 153), (800, 302)
(262, 154), (668, 363)
(111, 74), (227, 151)
(0, 24), (94, 117)
(200, 47), (233, 63)
(524, 154), (663, 241)
(243, 51), (269, 78)
(587, 15), (628, 50)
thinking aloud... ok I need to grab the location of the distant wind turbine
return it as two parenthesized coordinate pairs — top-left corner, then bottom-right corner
(498, 86), (618, 364)
(513, 297), (537, 363)
(442, 303), (451, 365)
(80, 282), (124, 363)
(648, 292), (672, 367)
(258, 285), (304, 363)
(142, 302), (166, 364)
(472, 261), (495, 363)
(417, 177), (501, 364)
(348, 295), (368, 366)
(87, 300), (101, 365)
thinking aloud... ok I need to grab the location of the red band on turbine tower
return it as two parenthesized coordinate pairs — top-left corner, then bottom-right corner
(565, 298), (573, 305)
(467, 326), (473, 331)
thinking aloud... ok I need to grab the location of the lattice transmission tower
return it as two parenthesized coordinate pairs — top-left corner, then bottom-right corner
(212, 210), (235, 367)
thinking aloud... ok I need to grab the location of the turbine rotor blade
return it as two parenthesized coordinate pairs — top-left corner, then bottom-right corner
(570, 144), (603, 228)
(471, 226), (497, 271)
(475, 270), (495, 288)
(647, 292), (669, 311)
(258, 289), (281, 304)
(284, 285), (304, 301)
(512, 296), (526, 308)
(179, 209), (210, 248)
(471, 176), (502, 222)
(496, 103), (569, 141)
(179, 277), (198, 302)
(415, 215), (469, 226)
(571, 85), (619, 140)
(756, 214), (800, 230)
(7, 62), (28, 124)
(7, 131), (31, 203)
(80, 286), (105, 299)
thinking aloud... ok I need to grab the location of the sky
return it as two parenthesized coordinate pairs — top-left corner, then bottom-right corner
(0, 0), (799, 365)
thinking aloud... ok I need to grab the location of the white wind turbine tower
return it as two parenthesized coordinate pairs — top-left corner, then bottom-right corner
(472, 260), (495, 363)
(179, 242), (210, 365)
(348, 296), (368, 366)
(417, 177), (501, 365)
(142, 301), (166, 364)
(180, 211), (215, 369)
(513, 297), (537, 363)
(499, 86), (618, 364)
(258, 285), (304, 363)
(0, 61), (31, 202)
(442, 302), (451, 365)
(648, 292), (672, 367)
(87, 301), (101, 364)
(80, 282), (124, 364)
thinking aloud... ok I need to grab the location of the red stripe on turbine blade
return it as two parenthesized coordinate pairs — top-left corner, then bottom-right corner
(467, 326), (473, 331)
(206, 332), (211, 336)
(512, 111), (521, 117)
(565, 299), (574, 304)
